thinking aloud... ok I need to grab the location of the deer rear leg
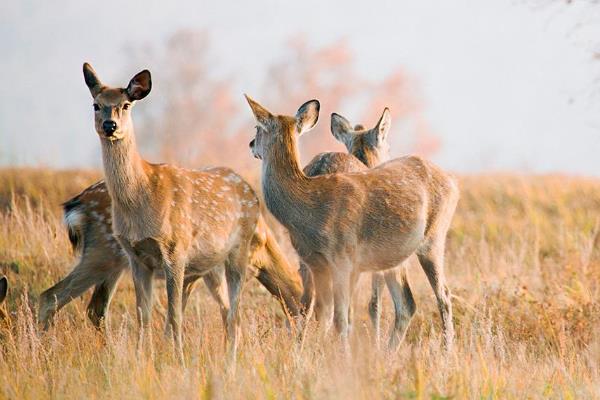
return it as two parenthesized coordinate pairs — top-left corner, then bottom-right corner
(331, 267), (357, 351)
(368, 272), (385, 348)
(202, 267), (229, 329)
(39, 257), (114, 329)
(224, 257), (247, 366)
(417, 241), (454, 351)
(385, 264), (416, 350)
(87, 268), (125, 329)
(299, 261), (314, 317)
(310, 266), (333, 334)
(181, 274), (201, 315)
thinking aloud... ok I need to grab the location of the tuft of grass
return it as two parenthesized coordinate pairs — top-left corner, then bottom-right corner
(1, 169), (600, 399)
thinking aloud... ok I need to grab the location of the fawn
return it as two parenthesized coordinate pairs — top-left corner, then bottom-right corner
(39, 181), (303, 331)
(246, 96), (459, 350)
(82, 63), (261, 361)
(300, 109), (414, 348)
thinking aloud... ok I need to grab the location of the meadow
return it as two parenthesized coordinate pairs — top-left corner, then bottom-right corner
(0, 168), (599, 399)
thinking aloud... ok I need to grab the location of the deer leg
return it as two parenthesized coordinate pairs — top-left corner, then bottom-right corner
(348, 270), (360, 335)
(385, 264), (416, 350)
(331, 267), (355, 351)
(224, 258), (246, 366)
(39, 257), (114, 329)
(310, 266), (333, 334)
(163, 258), (185, 363)
(202, 267), (229, 329)
(299, 261), (314, 317)
(368, 272), (385, 348)
(181, 274), (201, 315)
(162, 273), (205, 338)
(131, 260), (154, 333)
(417, 241), (454, 351)
(87, 267), (125, 329)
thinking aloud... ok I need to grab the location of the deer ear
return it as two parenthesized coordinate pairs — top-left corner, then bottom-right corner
(375, 108), (391, 141)
(0, 276), (7, 304)
(244, 94), (273, 129)
(83, 63), (103, 98)
(126, 70), (152, 101)
(330, 113), (355, 150)
(296, 100), (320, 135)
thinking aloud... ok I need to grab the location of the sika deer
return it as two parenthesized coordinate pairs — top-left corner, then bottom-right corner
(246, 96), (459, 350)
(82, 63), (260, 361)
(301, 109), (414, 348)
(39, 181), (303, 330)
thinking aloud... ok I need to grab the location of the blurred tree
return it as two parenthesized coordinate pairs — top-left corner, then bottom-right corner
(129, 30), (439, 171)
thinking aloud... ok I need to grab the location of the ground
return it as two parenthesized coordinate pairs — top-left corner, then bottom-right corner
(0, 169), (599, 399)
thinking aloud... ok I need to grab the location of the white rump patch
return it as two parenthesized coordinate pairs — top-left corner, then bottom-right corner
(64, 209), (83, 229)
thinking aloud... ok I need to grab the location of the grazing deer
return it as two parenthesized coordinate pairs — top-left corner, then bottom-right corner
(81, 63), (261, 361)
(39, 181), (303, 331)
(246, 96), (459, 350)
(0, 275), (9, 329)
(301, 109), (414, 348)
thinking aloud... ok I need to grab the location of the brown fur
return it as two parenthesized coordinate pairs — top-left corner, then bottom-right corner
(246, 96), (459, 350)
(39, 182), (303, 329)
(82, 63), (260, 362)
(300, 109), (415, 347)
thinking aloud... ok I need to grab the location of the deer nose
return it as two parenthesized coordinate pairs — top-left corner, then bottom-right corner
(102, 120), (117, 135)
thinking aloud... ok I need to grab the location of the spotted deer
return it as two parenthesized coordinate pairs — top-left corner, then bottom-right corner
(300, 109), (414, 348)
(39, 181), (303, 331)
(246, 96), (459, 350)
(81, 63), (262, 361)
(0, 276), (9, 329)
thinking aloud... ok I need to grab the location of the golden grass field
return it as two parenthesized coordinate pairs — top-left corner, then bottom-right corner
(0, 168), (599, 399)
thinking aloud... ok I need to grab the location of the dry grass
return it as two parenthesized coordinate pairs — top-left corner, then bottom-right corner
(0, 169), (599, 399)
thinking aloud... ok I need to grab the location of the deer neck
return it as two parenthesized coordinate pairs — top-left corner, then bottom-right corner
(353, 146), (387, 168)
(262, 133), (316, 232)
(100, 131), (150, 210)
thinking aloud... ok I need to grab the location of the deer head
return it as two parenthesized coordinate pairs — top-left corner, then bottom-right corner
(83, 63), (152, 142)
(246, 95), (320, 161)
(330, 108), (392, 166)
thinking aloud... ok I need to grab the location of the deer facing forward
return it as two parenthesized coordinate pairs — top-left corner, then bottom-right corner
(246, 96), (459, 350)
(38, 180), (303, 331)
(83, 63), (260, 362)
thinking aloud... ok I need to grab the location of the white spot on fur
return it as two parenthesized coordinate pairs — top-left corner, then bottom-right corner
(223, 173), (242, 184)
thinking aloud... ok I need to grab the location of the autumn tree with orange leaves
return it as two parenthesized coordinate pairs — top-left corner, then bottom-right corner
(131, 30), (439, 172)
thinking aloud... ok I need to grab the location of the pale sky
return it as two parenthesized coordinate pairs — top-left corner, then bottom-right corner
(1, 0), (599, 174)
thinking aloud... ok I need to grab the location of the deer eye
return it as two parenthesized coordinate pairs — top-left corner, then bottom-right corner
(123, 103), (131, 110)
(93, 104), (100, 111)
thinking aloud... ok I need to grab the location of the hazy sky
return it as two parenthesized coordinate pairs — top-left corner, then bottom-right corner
(1, 0), (599, 174)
